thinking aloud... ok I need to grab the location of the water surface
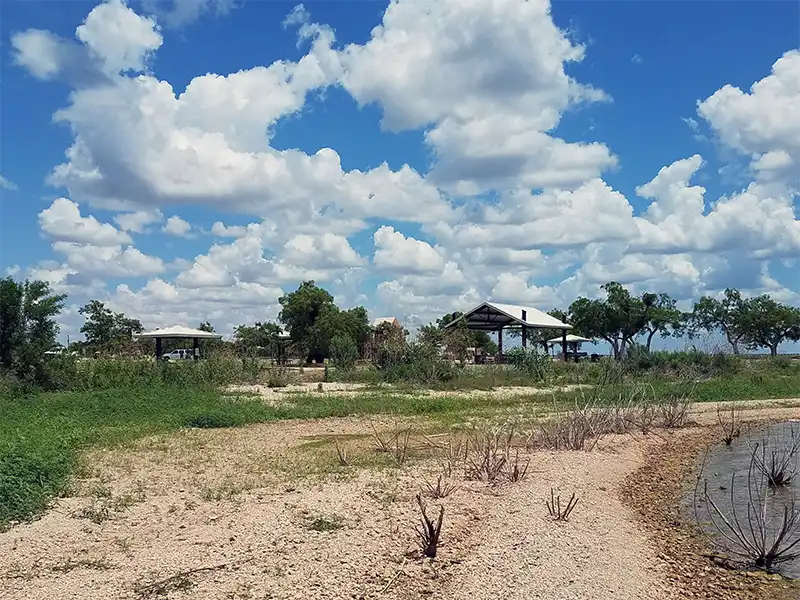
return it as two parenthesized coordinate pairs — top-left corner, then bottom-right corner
(687, 421), (800, 578)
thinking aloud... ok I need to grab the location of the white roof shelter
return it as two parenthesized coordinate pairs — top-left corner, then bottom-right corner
(136, 325), (223, 340)
(445, 302), (572, 332)
(547, 334), (593, 344)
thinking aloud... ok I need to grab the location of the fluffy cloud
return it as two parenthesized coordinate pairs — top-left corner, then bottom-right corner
(163, 215), (192, 237)
(373, 226), (445, 274)
(76, 0), (162, 74)
(38, 198), (132, 246)
(52, 241), (165, 277)
(339, 0), (615, 195)
(282, 233), (364, 269)
(114, 209), (164, 233)
(697, 50), (800, 185)
(11, 0), (800, 335)
(17, 3), (453, 230)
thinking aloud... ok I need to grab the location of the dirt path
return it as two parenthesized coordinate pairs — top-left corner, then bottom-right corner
(1, 402), (797, 599)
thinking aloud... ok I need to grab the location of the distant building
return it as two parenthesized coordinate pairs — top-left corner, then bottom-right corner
(371, 317), (401, 329)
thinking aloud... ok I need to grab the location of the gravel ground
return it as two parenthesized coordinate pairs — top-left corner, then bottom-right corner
(2, 401), (798, 600)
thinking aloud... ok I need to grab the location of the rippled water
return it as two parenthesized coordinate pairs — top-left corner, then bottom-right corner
(687, 421), (800, 578)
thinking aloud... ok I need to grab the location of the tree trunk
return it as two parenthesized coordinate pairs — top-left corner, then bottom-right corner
(645, 329), (657, 352)
(770, 343), (779, 356)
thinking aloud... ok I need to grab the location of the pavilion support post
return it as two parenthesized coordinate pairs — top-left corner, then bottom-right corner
(193, 337), (199, 360)
(155, 337), (162, 360)
(497, 327), (503, 362)
(561, 328), (568, 362)
(521, 326), (527, 349)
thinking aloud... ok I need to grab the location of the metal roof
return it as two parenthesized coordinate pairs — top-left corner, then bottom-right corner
(136, 325), (223, 339)
(547, 334), (594, 344)
(445, 302), (572, 331)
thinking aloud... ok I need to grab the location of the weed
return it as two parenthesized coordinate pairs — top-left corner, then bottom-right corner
(415, 493), (444, 558)
(51, 557), (113, 573)
(306, 515), (344, 532)
(422, 474), (458, 499)
(546, 489), (579, 522)
(77, 500), (112, 524)
(334, 441), (349, 466)
(717, 404), (742, 446)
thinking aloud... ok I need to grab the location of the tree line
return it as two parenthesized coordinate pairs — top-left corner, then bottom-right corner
(2, 275), (799, 387)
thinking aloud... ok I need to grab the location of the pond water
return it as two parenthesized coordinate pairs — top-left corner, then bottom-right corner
(686, 421), (800, 578)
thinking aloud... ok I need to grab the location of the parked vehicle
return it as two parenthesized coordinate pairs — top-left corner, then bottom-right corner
(161, 349), (195, 361)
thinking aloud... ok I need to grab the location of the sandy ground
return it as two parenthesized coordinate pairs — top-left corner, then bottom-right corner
(2, 401), (799, 600)
(227, 381), (588, 400)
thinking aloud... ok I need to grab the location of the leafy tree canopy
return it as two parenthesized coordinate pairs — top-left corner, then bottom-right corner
(78, 300), (143, 351)
(278, 281), (369, 362)
(0, 277), (66, 381)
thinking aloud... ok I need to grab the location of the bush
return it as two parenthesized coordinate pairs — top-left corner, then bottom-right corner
(505, 347), (551, 381)
(184, 412), (239, 429)
(330, 334), (358, 372)
(381, 342), (456, 384)
(0, 441), (74, 527)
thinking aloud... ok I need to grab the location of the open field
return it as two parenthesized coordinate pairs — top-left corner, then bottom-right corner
(2, 400), (800, 599)
(2, 358), (800, 599)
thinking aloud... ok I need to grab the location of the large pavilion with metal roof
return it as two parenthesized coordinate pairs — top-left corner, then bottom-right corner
(443, 302), (573, 360)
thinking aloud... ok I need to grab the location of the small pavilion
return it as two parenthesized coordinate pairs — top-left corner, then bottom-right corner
(547, 334), (594, 360)
(136, 325), (223, 360)
(443, 302), (572, 361)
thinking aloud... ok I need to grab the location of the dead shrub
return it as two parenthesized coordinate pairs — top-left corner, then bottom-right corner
(504, 448), (530, 483)
(334, 441), (349, 466)
(371, 420), (412, 465)
(750, 423), (800, 486)
(464, 421), (512, 482)
(717, 404), (742, 446)
(422, 474), (458, 499)
(415, 493), (444, 558)
(546, 488), (579, 522)
(658, 396), (693, 428)
(532, 400), (610, 451)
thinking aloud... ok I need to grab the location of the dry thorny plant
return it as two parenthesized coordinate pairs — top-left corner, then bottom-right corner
(415, 493), (444, 558)
(749, 423), (800, 486)
(422, 474), (459, 499)
(546, 488), (579, 522)
(717, 404), (742, 446)
(371, 419), (412, 465)
(462, 421), (530, 485)
(695, 440), (800, 571)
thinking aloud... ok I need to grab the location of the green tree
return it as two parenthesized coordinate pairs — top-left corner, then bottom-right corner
(569, 282), (651, 359)
(233, 321), (282, 356)
(278, 281), (369, 363)
(198, 320), (215, 332)
(691, 289), (747, 354)
(0, 277), (66, 381)
(738, 295), (800, 356)
(639, 293), (685, 351)
(278, 281), (335, 362)
(435, 311), (498, 355)
(78, 300), (143, 352)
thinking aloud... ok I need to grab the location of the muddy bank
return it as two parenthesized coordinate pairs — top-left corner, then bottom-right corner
(623, 425), (799, 600)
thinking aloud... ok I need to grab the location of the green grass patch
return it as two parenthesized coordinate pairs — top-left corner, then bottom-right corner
(4, 367), (800, 528)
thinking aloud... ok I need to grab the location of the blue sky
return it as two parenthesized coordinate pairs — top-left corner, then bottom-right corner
(0, 0), (799, 352)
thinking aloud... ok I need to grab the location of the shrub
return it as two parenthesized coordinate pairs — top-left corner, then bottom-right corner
(183, 412), (239, 429)
(504, 347), (551, 381)
(0, 441), (74, 527)
(380, 342), (455, 384)
(330, 334), (358, 372)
